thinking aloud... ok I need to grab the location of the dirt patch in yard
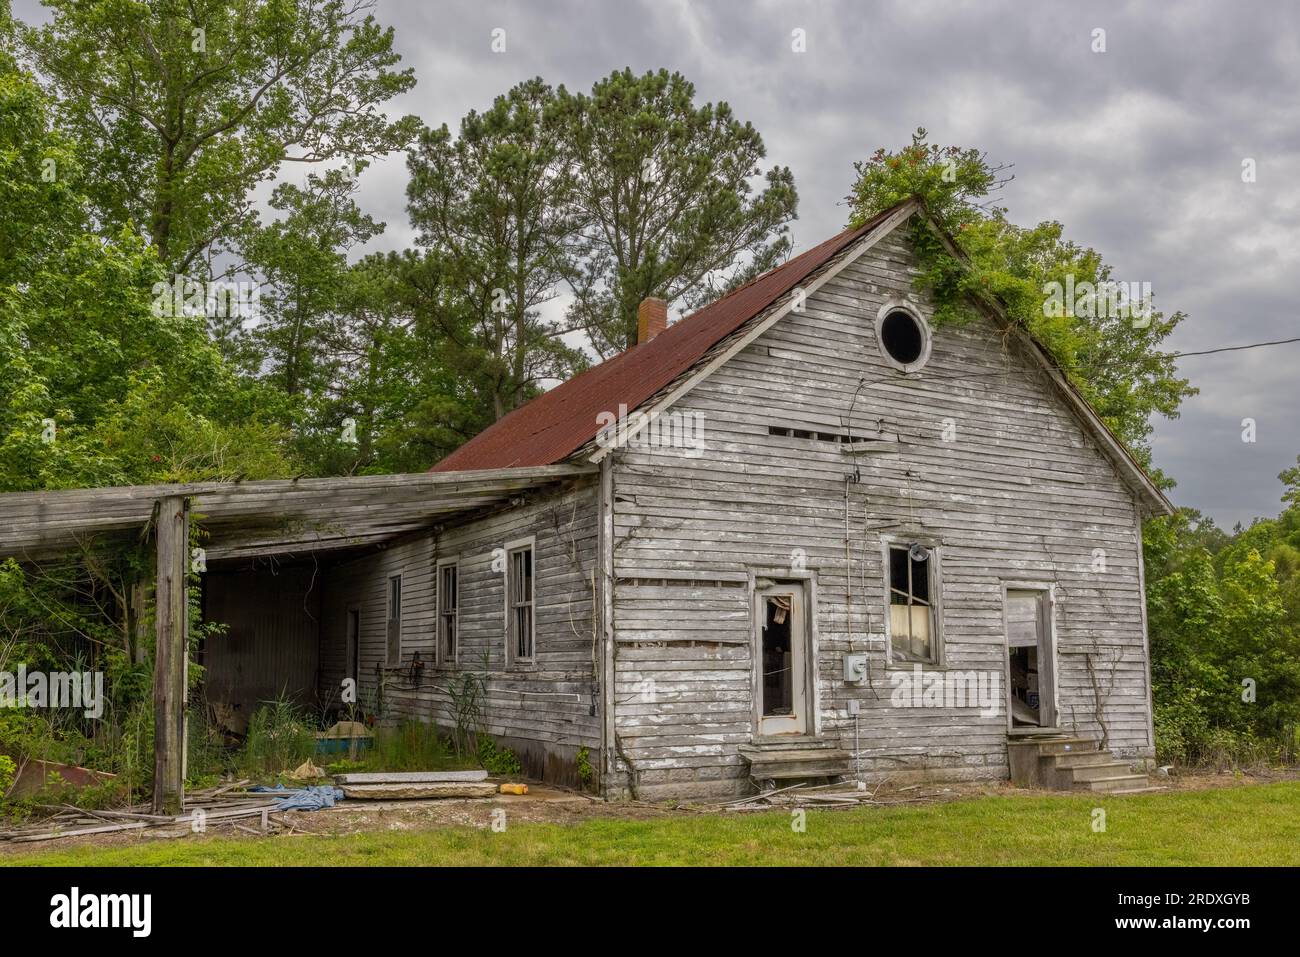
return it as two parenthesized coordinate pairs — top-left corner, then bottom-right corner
(4, 768), (1297, 860)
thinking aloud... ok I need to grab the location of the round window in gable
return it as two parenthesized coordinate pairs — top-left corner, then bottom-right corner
(874, 303), (931, 372)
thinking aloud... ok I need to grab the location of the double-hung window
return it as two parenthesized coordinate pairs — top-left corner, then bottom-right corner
(887, 542), (941, 664)
(386, 575), (403, 665)
(506, 542), (535, 664)
(437, 560), (459, 666)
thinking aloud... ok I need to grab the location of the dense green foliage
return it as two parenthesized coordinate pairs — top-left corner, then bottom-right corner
(1145, 470), (1300, 764)
(0, 43), (291, 492)
(847, 128), (1193, 467)
(554, 68), (798, 355)
(23, 0), (419, 273)
(406, 78), (588, 422)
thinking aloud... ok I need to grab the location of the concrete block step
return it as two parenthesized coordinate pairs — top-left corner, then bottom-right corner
(755, 765), (853, 781)
(1081, 774), (1153, 793)
(1060, 762), (1140, 783)
(1049, 751), (1117, 769)
(1028, 737), (1099, 756)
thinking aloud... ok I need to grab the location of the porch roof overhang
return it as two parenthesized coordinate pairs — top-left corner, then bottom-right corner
(0, 463), (597, 563)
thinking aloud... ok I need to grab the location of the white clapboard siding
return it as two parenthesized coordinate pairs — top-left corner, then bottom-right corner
(317, 480), (602, 785)
(608, 230), (1153, 799)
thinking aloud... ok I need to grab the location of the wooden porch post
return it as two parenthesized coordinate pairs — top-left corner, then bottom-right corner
(153, 495), (189, 814)
(597, 456), (616, 797)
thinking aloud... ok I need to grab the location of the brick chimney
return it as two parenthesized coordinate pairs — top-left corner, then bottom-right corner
(637, 297), (668, 345)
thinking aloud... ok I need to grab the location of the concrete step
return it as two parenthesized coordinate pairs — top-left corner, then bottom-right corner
(1059, 761), (1140, 784)
(757, 765), (853, 781)
(1029, 736), (1099, 756)
(1081, 773), (1154, 793)
(1010, 730), (1155, 792)
(1051, 751), (1117, 768)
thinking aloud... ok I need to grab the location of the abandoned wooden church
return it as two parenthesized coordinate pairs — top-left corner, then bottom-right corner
(0, 197), (1170, 804)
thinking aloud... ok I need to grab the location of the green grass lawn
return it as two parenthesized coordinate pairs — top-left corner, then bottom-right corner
(6, 782), (1299, 866)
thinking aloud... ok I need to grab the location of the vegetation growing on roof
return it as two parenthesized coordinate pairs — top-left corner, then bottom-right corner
(847, 128), (1193, 470)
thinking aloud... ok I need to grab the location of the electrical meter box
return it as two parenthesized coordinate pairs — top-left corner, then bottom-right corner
(843, 654), (868, 683)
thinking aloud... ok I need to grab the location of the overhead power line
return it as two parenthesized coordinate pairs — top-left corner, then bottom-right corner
(1172, 336), (1300, 358)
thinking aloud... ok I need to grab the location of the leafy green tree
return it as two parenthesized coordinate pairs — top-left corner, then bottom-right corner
(847, 128), (1194, 466)
(242, 166), (383, 404)
(23, 0), (419, 273)
(0, 47), (292, 492)
(554, 68), (798, 355)
(1145, 488), (1300, 764)
(268, 249), (469, 476)
(379, 250), (507, 463)
(406, 78), (587, 421)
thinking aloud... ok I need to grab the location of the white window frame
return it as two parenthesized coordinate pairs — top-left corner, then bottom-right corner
(503, 536), (536, 667)
(882, 535), (944, 667)
(436, 556), (459, 668)
(874, 299), (932, 374)
(386, 573), (403, 666)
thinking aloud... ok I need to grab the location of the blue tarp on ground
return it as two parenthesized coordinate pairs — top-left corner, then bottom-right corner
(249, 784), (344, 811)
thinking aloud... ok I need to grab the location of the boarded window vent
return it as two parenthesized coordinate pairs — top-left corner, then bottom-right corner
(767, 425), (848, 444)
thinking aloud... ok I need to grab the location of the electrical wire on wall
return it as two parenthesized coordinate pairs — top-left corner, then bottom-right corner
(842, 375), (868, 659)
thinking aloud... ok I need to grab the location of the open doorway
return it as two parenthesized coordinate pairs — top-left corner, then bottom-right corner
(756, 582), (807, 736)
(1005, 587), (1056, 728)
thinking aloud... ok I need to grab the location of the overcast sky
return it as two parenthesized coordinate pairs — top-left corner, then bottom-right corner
(16, 0), (1300, 527)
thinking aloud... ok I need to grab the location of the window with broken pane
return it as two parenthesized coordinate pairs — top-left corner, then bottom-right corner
(762, 595), (794, 716)
(889, 545), (936, 663)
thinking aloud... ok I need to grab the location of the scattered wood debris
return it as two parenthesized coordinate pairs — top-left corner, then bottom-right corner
(0, 772), (523, 844)
(704, 779), (948, 812)
(0, 784), (287, 844)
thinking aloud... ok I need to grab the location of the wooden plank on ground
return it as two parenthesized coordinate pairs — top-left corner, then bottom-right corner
(333, 770), (488, 784)
(339, 782), (499, 800)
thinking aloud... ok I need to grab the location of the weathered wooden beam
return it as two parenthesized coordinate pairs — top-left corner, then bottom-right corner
(0, 464), (598, 559)
(0, 463), (595, 511)
(152, 495), (188, 814)
(205, 527), (429, 561)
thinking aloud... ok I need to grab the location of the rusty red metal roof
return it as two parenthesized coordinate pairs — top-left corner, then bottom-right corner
(431, 205), (906, 472)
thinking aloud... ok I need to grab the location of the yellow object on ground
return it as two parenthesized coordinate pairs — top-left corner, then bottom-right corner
(287, 760), (327, 780)
(499, 783), (528, 795)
